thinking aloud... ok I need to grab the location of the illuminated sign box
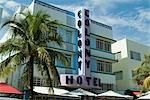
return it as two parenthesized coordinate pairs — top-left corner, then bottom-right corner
(60, 74), (101, 89)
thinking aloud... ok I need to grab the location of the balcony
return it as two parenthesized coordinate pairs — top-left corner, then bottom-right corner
(47, 41), (77, 53)
(56, 66), (77, 74)
(91, 71), (116, 84)
(91, 48), (116, 62)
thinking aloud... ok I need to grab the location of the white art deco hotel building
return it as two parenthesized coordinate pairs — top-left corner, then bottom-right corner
(0, 0), (117, 93)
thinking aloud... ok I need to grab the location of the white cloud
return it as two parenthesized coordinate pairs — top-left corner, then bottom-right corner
(53, 4), (83, 12)
(138, 8), (150, 21)
(0, 0), (20, 18)
(4, 1), (20, 10)
(92, 14), (149, 34)
(56, 0), (149, 35)
(87, 0), (138, 6)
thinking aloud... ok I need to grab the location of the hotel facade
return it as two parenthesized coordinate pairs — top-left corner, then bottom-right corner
(112, 38), (150, 92)
(0, 0), (117, 93)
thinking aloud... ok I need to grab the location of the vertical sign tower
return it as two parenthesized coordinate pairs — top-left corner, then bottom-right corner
(76, 8), (91, 77)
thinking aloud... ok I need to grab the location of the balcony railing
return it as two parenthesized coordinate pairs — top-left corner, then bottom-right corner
(47, 41), (77, 53)
(91, 48), (116, 61)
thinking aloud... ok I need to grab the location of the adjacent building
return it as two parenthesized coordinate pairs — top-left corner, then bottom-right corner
(1, 0), (117, 93)
(112, 38), (150, 92)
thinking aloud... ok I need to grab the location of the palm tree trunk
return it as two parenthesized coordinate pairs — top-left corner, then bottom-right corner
(29, 55), (34, 99)
(44, 63), (54, 94)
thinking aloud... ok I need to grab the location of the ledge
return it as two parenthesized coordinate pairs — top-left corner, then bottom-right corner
(91, 47), (112, 54)
(56, 65), (76, 70)
(35, 0), (75, 17)
(91, 71), (115, 75)
(90, 19), (112, 30)
(47, 46), (76, 53)
(91, 33), (116, 42)
(91, 55), (118, 62)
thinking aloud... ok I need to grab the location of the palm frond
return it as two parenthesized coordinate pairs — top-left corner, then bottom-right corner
(47, 49), (68, 66)
(0, 11), (65, 96)
(0, 39), (20, 56)
(142, 76), (150, 91)
(1, 21), (28, 39)
(37, 47), (62, 85)
(0, 52), (26, 78)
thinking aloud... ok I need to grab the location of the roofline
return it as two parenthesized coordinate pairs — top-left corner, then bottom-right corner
(90, 19), (112, 30)
(34, 0), (75, 17)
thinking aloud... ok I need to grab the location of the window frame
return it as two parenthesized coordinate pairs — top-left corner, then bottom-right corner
(130, 51), (141, 61)
(96, 39), (111, 52)
(114, 71), (123, 80)
(97, 60), (112, 72)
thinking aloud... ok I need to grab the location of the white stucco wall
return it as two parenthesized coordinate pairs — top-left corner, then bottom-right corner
(127, 39), (150, 60)
(112, 38), (150, 91)
(90, 20), (113, 39)
(111, 38), (128, 59)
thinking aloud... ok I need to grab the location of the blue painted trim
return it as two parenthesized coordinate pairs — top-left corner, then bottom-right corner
(63, 41), (76, 45)
(60, 24), (77, 30)
(66, 11), (75, 17)
(91, 55), (117, 62)
(35, 0), (75, 17)
(47, 46), (76, 53)
(56, 65), (76, 70)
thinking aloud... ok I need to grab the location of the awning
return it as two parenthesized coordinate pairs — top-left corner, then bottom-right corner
(98, 90), (132, 99)
(0, 83), (22, 94)
(33, 86), (69, 95)
(138, 94), (150, 99)
(65, 88), (97, 96)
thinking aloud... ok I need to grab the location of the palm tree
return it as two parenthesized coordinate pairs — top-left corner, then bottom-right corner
(0, 11), (67, 99)
(133, 54), (150, 92)
(142, 76), (150, 92)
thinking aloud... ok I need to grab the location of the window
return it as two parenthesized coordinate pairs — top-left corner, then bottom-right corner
(104, 42), (111, 51)
(114, 71), (123, 80)
(65, 54), (72, 74)
(130, 51), (141, 61)
(49, 27), (57, 38)
(65, 54), (71, 68)
(66, 31), (72, 43)
(67, 16), (75, 27)
(33, 77), (57, 86)
(33, 77), (42, 86)
(97, 61), (104, 72)
(132, 70), (136, 77)
(105, 62), (112, 72)
(96, 39), (103, 50)
(101, 83), (113, 90)
(50, 26), (57, 34)
(115, 52), (121, 60)
(96, 39), (111, 52)
(97, 60), (112, 72)
(66, 31), (73, 51)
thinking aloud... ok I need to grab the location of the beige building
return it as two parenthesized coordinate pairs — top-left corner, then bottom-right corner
(112, 38), (150, 92)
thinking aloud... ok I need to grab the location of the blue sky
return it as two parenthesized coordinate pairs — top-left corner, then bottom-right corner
(0, 0), (150, 46)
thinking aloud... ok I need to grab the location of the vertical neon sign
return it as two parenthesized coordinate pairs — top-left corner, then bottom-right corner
(76, 8), (91, 76)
